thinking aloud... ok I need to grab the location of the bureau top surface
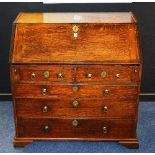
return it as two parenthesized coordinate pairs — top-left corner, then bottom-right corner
(15, 12), (136, 24)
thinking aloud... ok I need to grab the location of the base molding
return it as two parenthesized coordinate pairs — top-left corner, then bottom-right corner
(13, 137), (139, 149)
(119, 139), (139, 149)
(13, 137), (33, 147)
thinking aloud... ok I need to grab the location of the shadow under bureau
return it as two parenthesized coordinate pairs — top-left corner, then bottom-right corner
(10, 12), (142, 148)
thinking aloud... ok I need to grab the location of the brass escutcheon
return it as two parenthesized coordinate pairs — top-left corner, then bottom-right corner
(101, 71), (107, 78)
(72, 25), (79, 33)
(102, 126), (108, 134)
(72, 119), (79, 127)
(44, 71), (50, 78)
(72, 86), (78, 92)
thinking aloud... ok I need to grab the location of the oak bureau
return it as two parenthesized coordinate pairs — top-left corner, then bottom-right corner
(10, 12), (142, 148)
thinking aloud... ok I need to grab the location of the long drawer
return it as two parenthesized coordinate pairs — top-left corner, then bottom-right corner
(16, 117), (136, 139)
(11, 64), (139, 84)
(15, 98), (137, 118)
(13, 84), (138, 100)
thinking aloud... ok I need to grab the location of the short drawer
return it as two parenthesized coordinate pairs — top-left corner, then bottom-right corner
(76, 65), (139, 83)
(13, 84), (138, 101)
(11, 65), (74, 83)
(15, 98), (137, 119)
(16, 118), (136, 139)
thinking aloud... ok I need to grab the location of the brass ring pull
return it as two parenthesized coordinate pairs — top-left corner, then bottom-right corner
(44, 71), (50, 78)
(42, 88), (47, 95)
(31, 72), (36, 78)
(103, 106), (108, 112)
(43, 106), (48, 112)
(72, 119), (79, 127)
(72, 100), (79, 108)
(44, 125), (50, 132)
(102, 126), (108, 134)
(104, 89), (110, 96)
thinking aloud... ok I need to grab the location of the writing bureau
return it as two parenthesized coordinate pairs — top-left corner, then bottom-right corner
(10, 12), (142, 148)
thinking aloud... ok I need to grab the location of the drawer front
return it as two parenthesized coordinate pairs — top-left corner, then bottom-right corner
(11, 65), (74, 83)
(76, 65), (139, 83)
(11, 65), (139, 84)
(14, 84), (138, 101)
(15, 99), (136, 118)
(17, 118), (136, 139)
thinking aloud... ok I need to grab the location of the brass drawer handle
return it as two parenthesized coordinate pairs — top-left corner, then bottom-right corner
(42, 88), (47, 95)
(31, 72), (36, 78)
(72, 119), (79, 127)
(101, 71), (107, 78)
(72, 86), (78, 92)
(72, 100), (79, 108)
(43, 125), (50, 132)
(87, 73), (92, 79)
(115, 73), (120, 79)
(44, 71), (50, 78)
(104, 89), (110, 96)
(43, 106), (48, 112)
(103, 106), (108, 112)
(102, 126), (108, 134)
(57, 73), (63, 79)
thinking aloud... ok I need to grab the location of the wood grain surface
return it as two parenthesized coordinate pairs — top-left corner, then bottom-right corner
(16, 117), (136, 139)
(11, 23), (140, 64)
(15, 98), (137, 118)
(10, 12), (142, 148)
